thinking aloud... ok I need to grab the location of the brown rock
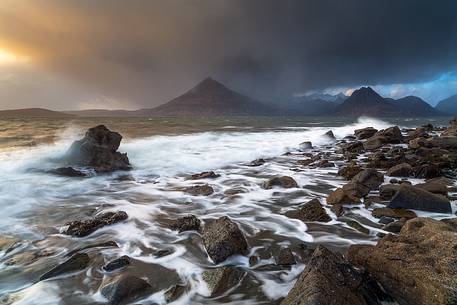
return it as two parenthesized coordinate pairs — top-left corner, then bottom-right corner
(285, 198), (331, 222)
(65, 211), (128, 237)
(388, 184), (451, 213)
(355, 127), (378, 140)
(348, 218), (457, 305)
(280, 246), (385, 305)
(202, 216), (248, 264)
(262, 176), (298, 189)
(188, 171), (220, 180)
(184, 184), (214, 196)
(371, 207), (417, 219)
(386, 163), (413, 177)
(170, 215), (201, 233)
(338, 164), (363, 180)
(327, 188), (361, 205)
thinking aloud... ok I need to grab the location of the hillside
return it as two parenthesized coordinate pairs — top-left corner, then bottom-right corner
(436, 94), (457, 115)
(0, 108), (74, 118)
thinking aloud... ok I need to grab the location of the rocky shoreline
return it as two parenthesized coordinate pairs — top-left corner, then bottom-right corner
(2, 119), (457, 305)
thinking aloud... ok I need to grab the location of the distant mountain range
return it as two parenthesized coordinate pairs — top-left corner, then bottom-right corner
(1, 78), (455, 117)
(436, 94), (457, 114)
(0, 108), (74, 117)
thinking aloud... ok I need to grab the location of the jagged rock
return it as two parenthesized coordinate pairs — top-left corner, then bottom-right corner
(386, 163), (413, 177)
(188, 171), (220, 180)
(341, 141), (364, 153)
(202, 216), (248, 264)
(103, 255), (131, 272)
(363, 136), (385, 150)
(327, 188), (361, 205)
(338, 164), (363, 180)
(101, 275), (152, 305)
(376, 126), (403, 143)
(170, 215), (201, 233)
(165, 284), (188, 303)
(184, 184), (214, 196)
(355, 127), (378, 140)
(280, 246), (385, 305)
(371, 207), (417, 219)
(379, 184), (400, 200)
(202, 267), (246, 296)
(343, 182), (370, 198)
(274, 247), (296, 265)
(348, 218), (457, 305)
(323, 130), (336, 140)
(262, 176), (298, 189)
(248, 158), (266, 166)
(65, 211), (128, 237)
(47, 167), (87, 177)
(40, 253), (90, 281)
(285, 198), (331, 222)
(65, 125), (131, 172)
(299, 141), (313, 150)
(331, 204), (344, 217)
(388, 184), (451, 213)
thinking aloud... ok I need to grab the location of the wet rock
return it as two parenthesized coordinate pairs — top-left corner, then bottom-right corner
(65, 125), (131, 172)
(409, 137), (429, 149)
(386, 163), (413, 177)
(338, 164), (363, 180)
(249, 255), (259, 266)
(327, 188), (361, 205)
(65, 240), (119, 257)
(388, 184), (451, 213)
(248, 158), (266, 166)
(40, 253), (90, 281)
(414, 163), (441, 179)
(0, 237), (19, 253)
(379, 184), (400, 200)
(416, 180), (448, 196)
(299, 141), (313, 150)
(382, 220), (405, 233)
(285, 198), (331, 222)
(280, 246), (385, 305)
(224, 187), (248, 196)
(154, 249), (173, 258)
(165, 284), (188, 303)
(5, 248), (55, 266)
(202, 216), (248, 264)
(323, 130), (336, 140)
(262, 176), (298, 189)
(355, 127), (378, 140)
(103, 255), (131, 272)
(428, 136), (457, 149)
(348, 218), (457, 305)
(378, 216), (395, 224)
(188, 171), (220, 180)
(316, 159), (335, 168)
(331, 204), (344, 217)
(341, 141), (364, 153)
(342, 181), (371, 198)
(184, 184), (214, 196)
(351, 169), (384, 191)
(65, 211), (128, 237)
(346, 220), (370, 235)
(202, 267), (246, 296)
(372, 207), (417, 219)
(363, 136), (386, 150)
(376, 126), (403, 143)
(170, 214), (201, 233)
(274, 247), (296, 266)
(47, 167), (87, 177)
(101, 274), (152, 305)
(296, 159), (313, 166)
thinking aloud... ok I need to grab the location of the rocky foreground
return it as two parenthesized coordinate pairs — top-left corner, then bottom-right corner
(3, 119), (457, 305)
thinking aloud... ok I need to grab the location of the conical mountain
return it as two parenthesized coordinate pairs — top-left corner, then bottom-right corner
(436, 94), (457, 115)
(143, 77), (277, 116)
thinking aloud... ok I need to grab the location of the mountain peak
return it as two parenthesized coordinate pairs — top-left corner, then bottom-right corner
(350, 86), (381, 99)
(189, 77), (229, 95)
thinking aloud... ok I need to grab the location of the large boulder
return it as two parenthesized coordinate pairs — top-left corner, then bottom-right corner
(428, 136), (457, 149)
(388, 184), (451, 213)
(202, 267), (246, 296)
(348, 218), (457, 305)
(202, 216), (248, 264)
(377, 126), (403, 143)
(338, 164), (363, 180)
(285, 198), (331, 222)
(355, 127), (378, 140)
(280, 246), (385, 305)
(327, 188), (361, 205)
(169, 214), (201, 233)
(65, 125), (131, 172)
(101, 275), (152, 305)
(346, 169), (384, 197)
(386, 163), (413, 177)
(65, 211), (128, 237)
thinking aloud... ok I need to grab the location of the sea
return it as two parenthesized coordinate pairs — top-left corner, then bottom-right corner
(0, 116), (454, 305)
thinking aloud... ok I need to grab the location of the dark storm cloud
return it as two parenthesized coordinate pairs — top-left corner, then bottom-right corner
(0, 0), (456, 109)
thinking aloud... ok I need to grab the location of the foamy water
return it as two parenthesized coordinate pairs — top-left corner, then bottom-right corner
(0, 116), (453, 304)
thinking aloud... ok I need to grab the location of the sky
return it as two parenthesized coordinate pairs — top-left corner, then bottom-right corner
(0, 0), (456, 110)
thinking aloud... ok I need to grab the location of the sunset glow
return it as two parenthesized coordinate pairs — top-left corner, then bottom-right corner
(0, 48), (29, 65)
